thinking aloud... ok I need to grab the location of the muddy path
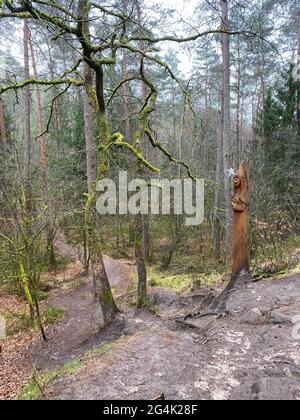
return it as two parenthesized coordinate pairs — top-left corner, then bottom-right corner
(0, 241), (134, 400)
(27, 254), (134, 370)
(46, 275), (300, 401)
(104, 256), (133, 297)
(2, 233), (300, 400)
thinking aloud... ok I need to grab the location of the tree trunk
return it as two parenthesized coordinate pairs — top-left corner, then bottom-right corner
(121, 0), (135, 250)
(132, 0), (149, 305)
(136, 0), (151, 263)
(23, 19), (32, 201)
(34, 296), (48, 342)
(220, 0), (232, 266)
(240, 97), (245, 156)
(77, 0), (119, 325)
(92, 255), (119, 326)
(0, 98), (8, 165)
(47, 42), (63, 152)
(297, 11), (300, 130)
(236, 36), (241, 164)
(122, 53), (131, 142)
(214, 88), (224, 260)
(142, 215), (150, 262)
(29, 35), (57, 269)
(84, 63), (97, 194)
(21, 20), (34, 313)
(259, 50), (266, 116)
(252, 96), (257, 142)
(135, 214), (148, 308)
(121, 0), (131, 143)
(29, 35), (48, 184)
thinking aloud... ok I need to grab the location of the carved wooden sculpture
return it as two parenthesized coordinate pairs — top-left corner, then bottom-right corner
(231, 160), (251, 287)
(182, 161), (252, 317)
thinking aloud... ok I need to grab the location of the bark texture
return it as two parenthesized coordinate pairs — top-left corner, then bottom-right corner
(214, 88), (224, 260)
(220, 0), (233, 266)
(23, 19), (32, 192)
(136, 0), (151, 263)
(0, 98), (8, 164)
(84, 63), (97, 194)
(78, 0), (119, 325)
(297, 12), (300, 130)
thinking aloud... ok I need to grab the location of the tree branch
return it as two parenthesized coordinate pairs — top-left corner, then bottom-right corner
(32, 0), (78, 20)
(35, 83), (71, 141)
(0, 78), (83, 96)
(0, 11), (30, 18)
(107, 134), (160, 173)
(4, 0), (77, 35)
(129, 29), (274, 48)
(107, 75), (141, 106)
(145, 127), (196, 180)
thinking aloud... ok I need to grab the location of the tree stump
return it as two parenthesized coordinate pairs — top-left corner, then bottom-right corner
(230, 161), (251, 287)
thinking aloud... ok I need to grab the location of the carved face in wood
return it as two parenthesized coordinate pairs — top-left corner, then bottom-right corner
(233, 176), (241, 188)
(232, 161), (250, 212)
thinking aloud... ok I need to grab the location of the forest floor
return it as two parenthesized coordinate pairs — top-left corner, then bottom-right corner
(1, 238), (300, 400)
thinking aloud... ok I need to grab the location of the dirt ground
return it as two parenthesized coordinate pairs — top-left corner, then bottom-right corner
(0, 294), (37, 400)
(43, 275), (300, 401)
(0, 242), (134, 399)
(1, 239), (300, 400)
(25, 255), (133, 370)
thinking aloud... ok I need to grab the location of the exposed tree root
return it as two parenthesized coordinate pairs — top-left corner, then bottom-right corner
(176, 273), (253, 326)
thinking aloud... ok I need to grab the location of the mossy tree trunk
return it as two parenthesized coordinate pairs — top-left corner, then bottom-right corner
(89, 69), (119, 325)
(18, 192), (48, 342)
(78, 0), (119, 326)
(84, 62), (97, 194)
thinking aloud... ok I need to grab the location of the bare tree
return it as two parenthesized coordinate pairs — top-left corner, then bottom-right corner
(221, 0), (232, 265)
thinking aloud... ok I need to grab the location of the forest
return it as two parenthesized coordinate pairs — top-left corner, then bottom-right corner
(0, 0), (299, 402)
